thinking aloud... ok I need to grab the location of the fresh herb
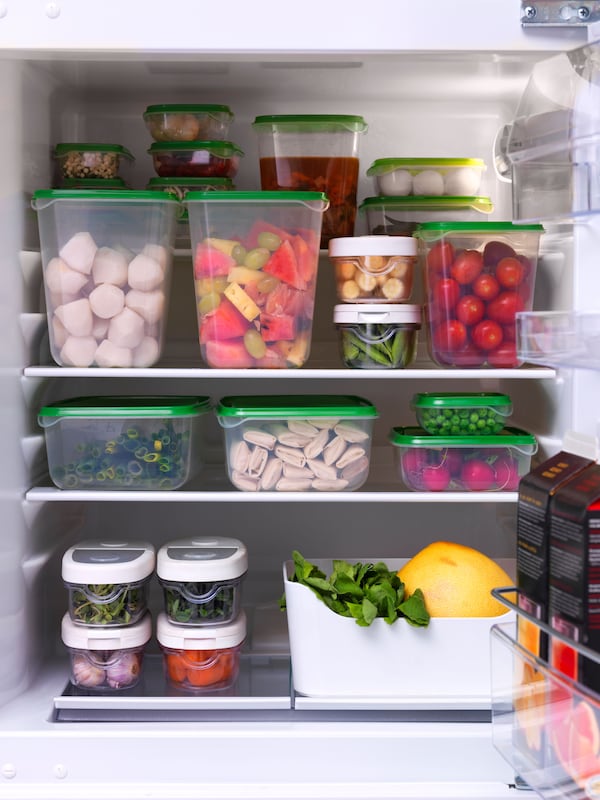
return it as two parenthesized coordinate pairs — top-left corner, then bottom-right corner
(164, 582), (236, 624)
(281, 550), (430, 628)
(71, 583), (146, 625)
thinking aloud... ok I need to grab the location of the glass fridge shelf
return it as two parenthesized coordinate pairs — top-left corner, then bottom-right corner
(517, 310), (600, 370)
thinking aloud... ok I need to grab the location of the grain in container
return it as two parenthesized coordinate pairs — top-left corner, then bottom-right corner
(53, 143), (134, 184)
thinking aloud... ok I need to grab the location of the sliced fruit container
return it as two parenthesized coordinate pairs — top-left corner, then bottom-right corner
(143, 104), (234, 142)
(157, 536), (247, 626)
(216, 395), (378, 492)
(411, 392), (513, 435)
(359, 195), (493, 236)
(333, 303), (421, 369)
(389, 425), (537, 492)
(54, 143), (134, 183)
(366, 157), (486, 197)
(148, 140), (243, 179)
(62, 539), (155, 626)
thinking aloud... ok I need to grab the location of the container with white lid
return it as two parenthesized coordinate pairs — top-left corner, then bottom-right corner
(157, 610), (246, 692)
(334, 304), (421, 369)
(157, 537), (247, 626)
(62, 539), (155, 626)
(61, 611), (152, 691)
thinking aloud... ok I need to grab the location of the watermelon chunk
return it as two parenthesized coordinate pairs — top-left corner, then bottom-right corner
(263, 240), (305, 290)
(259, 312), (296, 342)
(244, 220), (292, 251)
(203, 338), (254, 368)
(255, 346), (288, 369)
(194, 243), (236, 278)
(292, 234), (317, 285)
(199, 297), (250, 343)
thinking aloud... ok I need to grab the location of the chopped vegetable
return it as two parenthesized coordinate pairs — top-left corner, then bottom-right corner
(70, 582), (147, 625)
(163, 582), (236, 624)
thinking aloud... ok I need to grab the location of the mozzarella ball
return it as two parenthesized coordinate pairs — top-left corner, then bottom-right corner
(89, 283), (125, 319)
(413, 169), (445, 196)
(379, 169), (413, 196)
(55, 298), (93, 337)
(92, 247), (129, 287)
(60, 336), (97, 367)
(59, 232), (98, 275)
(95, 339), (133, 368)
(128, 253), (164, 292)
(132, 336), (160, 367)
(444, 167), (481, 196)
(107, 307), (145, 349)
(125, 289), (165, 325)
(45, 257), (89, 296)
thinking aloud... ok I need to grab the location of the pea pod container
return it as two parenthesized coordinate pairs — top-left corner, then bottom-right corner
(411, 392), (513, 435)
(334, 304), (421, 369)
(157, 537), (247, 626)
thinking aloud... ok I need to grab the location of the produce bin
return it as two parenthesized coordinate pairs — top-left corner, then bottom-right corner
(333, 303), (421, 369)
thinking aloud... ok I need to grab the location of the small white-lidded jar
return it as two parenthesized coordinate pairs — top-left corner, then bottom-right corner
(62, 540), (155, 626)
(334, 304), (421, 369)
(157, 537), (247, 626)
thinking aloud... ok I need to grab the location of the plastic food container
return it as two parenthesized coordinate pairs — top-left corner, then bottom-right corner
(389, 426), (537, 492)
(61, 611), (151, 691)
(143, 104), (234, 142)
(157, 610), (246, 692)
(359, 196), (494, 236)
(334, 304), (421, 369)
(61, 178), (129, 190)
(366, 158), (486, 197)
(38, 395), (211, 490)
(516, 310), (600, 370)
(216, 395), (378, 492)
(62, 540), (156, 626)
(157, 537), (247, 626)
(185, 190), (328, 369)
(414, 221), (544, 368)
(32, 189), (179, 368)
(252, 114), (368, 247)
(411, 392), (513, 435)
(328, 235), (417, 303)
(148, 141), (243, 179)
(54, 143), (134, 182)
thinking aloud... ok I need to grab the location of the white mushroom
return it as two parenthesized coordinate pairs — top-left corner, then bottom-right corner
(128, 253), (164, 292)
(95, 339), (133, 368)
(107, 306), (145, 349)
(125, 289), (165, 325)
(54, 298), (93, 337)
(92, 247), (129, 287)
(59, 232), (98, 275)
(59, 336), (97, 367)
(45, 257), (89, 295)
(89, 283), (125, 319)
(132, 336), (160, 367)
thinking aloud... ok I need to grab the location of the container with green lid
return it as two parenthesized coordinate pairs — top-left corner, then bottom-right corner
(148, 140), (243, 179)
(366, 158), (486, 197)
(411, 392), (513, 435)
(143, 103), (234, 142)
(38, 396), (211, 491)
(54, 143), (134, 183)
(414, 221), (544, 369)
(389, 425), (537, 492)
(359, 195), (493, 237)
(216, 395), (378, 492)
(31, 189), (179, 368)
(61, 177), (129, 190)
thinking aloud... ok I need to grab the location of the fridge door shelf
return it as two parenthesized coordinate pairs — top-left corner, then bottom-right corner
(517, 310), (600, 370)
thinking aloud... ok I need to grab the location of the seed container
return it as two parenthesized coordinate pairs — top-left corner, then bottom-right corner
(253, 114), (368, 247)
(328, 235), (417, 303)
(157, 536), (247, 626)
(366, 158), (486, 197)
(54, 143), (134, 183)
(334, 304), (421, 369)
(216, 395), (378, 492)
(389, 426), (537, 492)
(157, 610), (246, 692)
(38, 396), (211, 490)
(148, 141), (243, 179)
(411, 392), (513, 435)
(61, 611), (152, 691)
(414, 221), (544, 368)
(32, 189), (179, 368)
(143, 104), (234, 142)
(62, 539), (156, 626)
(185, 190), (328, 369)
(359, 195), (493, 237)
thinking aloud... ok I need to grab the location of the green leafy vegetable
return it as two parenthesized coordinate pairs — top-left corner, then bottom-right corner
(281, 551), (430, 628)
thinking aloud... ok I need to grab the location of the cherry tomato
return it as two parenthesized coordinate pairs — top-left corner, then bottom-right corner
(472, 319), (504, 351)
(487, 342), (519, 368)
(472, 273), (500, 301)
(455, 294), (485, 327)
(483, 240), (517, 267)
(502, 324), (516, 343)
(432, 277), (460, 313)
(487, 291), (525, 325)
(495, 257), (524, 288)
(450, 249), (483, 285)
(452, 342), (487, 367)
(426, 240), (455, 274)
(432, 319), (467, 353)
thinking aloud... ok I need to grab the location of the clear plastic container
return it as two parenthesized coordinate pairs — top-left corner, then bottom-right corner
(54, 143), (134, 182)
(216, 395), (378, 492)
(389, 426), (537, 492)
(157, 610), (246, 692)
(333, 304), (421, 369)
(516, 310), (600, 370)
(157, 537), (247, 626)
(328, 235), (417, 303)
(359, 195), (493, 236)
(143, 104), (234, 142)
(185, 190), (328, 369)
(61, 611), (151, 691)
(61, 178), (129, 190)
(411, 392), (513, 435)
(148, 140), (243, 179)
(38, 396), (211, 490)
(252, 114), (368, 247)
(366, 158), (486, 197)
(62, 540), (156, 626)
(32, 189), (179, 368)
(414, 221), (544, 368)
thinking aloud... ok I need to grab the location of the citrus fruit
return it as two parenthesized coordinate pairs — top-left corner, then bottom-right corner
(397, 540), (513, 617)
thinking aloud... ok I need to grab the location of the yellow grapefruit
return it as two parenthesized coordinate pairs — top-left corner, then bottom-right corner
(397, 541), (513, 617)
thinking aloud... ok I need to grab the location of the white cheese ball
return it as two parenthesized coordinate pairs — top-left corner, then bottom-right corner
(413, 169), (445, 196)
(92, 247), (129, 287)
(378, 169), (413, 196)
(444, 167), (481, 196)
(54, 298), (93, 337)
(60, 336), (97, 367)
(89, 283), (125, 319)
(59, 232), (98, 275)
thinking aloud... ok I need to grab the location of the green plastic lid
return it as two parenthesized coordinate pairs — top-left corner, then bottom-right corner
(146, 177), (233, 190)
(216, 395), (378, 419)
(31, 189), (179, 208)
(39, 396), (211, 420)
(359, 196), (494, 214)
(54, 143), (134, 161)
(148, 140), (243, 156)
(411, 392), (512, 411)
(253, 114), (368, 133)
(144, 104), (234, 119)
(388, 425), (537, 453)
(367, 158), (485, 176)
(414, 221), (544, 236)
(185, 190), (329, 208)
(61, 178), (128, 189)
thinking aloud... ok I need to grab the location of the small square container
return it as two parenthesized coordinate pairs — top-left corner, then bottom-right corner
(157, 610), (246, 692)
(389, 426), (537, 492)
(359, 196), (494, 237)
(148, 141), (243, 179)
(216, 395), (378, 492)
(143, 104), (234, 142)
(366, 158), (486, 197)
(157, 536), (247, 626)
(62, 539), (156, 626)
(38, 395), (211, 490)
(61, 178), (129, 191)
(414, 221), (544, 368)
(61, 611), (152, 691)
(54, 143), (134, 183)
(411, 392), (513, 435)
(32, 189), (179, 368)
(253, 114), (368, 247)
(334, 304), (421, 369)
(328, 235), (417, 303)
(185, 190), (328, 369)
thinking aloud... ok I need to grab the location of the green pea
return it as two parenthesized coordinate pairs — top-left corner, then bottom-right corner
(257, 274), (280, 294)
(244, 247), (270, 270)
(198, 292), (221, 316)
(243, 328), (267, 359)
(232, 244), (247, 265)
(257, 231), (282, 251)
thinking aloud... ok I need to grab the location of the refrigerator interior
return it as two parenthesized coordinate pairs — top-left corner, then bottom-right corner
(0, 40), (596, 797)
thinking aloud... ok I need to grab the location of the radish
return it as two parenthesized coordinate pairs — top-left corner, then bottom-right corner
(493, 454), (520, 490)
(460, 459), (495, 491)
(421, 463), (451, 491)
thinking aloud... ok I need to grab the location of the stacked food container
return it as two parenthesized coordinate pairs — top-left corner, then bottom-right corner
(53, 142), (134, 189)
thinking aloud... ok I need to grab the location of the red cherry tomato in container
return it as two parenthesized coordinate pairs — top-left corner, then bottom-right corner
(487, 291), (525, 326)
(432, 277), (460, 313)
(433, 319), (467, 353)
(472, 319), (503, 351)
(487, 342), (519, 368)
(450, 249), (483, 285)
(472, 273), (500, 301)
(456, 294), (485, 327)
(427, 240), (455, 275)
(483, 240), (517, 267)
(495, 257), (525, 288)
